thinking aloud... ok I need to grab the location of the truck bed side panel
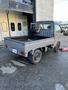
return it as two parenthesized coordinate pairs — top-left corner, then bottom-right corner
(25, 37), (55, 53)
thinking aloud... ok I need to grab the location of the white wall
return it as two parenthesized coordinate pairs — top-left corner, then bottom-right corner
(0, 11), (28, 41)
(0, 10), (9, 41)
(36, 0), (54, 21)
(9, 11), (28, 36)
(9, 12), (28, 36)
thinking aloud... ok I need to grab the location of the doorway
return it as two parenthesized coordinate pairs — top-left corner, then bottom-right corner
(23, 13), (33, 29)
(23, 13), (33, 36)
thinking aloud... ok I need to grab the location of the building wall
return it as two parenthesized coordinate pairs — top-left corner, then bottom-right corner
(36, 0), (54, 21)
(8, 11), (28, 37)
(0, 10), (9, 41)
(0, 0), (54, 41)
(0, 0), (9, 9)
(0, 11), (28, 41)
(0, 0), (33, 14)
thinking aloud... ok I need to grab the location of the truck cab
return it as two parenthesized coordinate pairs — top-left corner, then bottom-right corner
(29, 21), (62, 42)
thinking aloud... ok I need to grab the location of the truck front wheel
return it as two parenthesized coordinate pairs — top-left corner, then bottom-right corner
(28, 49), (42, 64)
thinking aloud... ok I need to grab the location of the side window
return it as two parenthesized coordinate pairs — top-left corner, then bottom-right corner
(18, 23), (22, 31)
(55, 25), (61, 32)
(11, 23), (15, 31)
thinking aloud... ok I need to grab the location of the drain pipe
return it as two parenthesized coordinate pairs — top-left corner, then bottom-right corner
(6, 11), (11, 37)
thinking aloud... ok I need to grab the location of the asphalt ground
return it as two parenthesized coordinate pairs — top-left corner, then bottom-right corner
(0, 36), (68, 90)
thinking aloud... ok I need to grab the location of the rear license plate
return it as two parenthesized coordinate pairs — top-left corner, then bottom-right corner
(12, 49), (17, 54)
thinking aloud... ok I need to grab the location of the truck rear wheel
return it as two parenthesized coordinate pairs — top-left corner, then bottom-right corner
(54, 41), (60, 52)
(28, 49), (42, 64)
(63, 31), (66, 35)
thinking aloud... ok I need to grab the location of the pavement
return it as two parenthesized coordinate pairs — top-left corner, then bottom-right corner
(0, 36), (68, 90)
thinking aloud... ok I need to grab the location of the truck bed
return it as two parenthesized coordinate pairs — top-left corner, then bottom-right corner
(4, 36), (54, 57)
(11, 36), (49, 42)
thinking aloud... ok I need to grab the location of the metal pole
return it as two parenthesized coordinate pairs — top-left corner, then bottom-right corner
(33, 0), (36, 23)
(6, 11), (11, 37)
(6, 0), (11, 37)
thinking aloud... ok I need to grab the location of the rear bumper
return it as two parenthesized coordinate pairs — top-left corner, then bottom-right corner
(6, 47), (28, 57)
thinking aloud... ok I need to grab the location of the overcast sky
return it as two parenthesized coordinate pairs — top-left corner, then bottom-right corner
(54, 0), (68, 21)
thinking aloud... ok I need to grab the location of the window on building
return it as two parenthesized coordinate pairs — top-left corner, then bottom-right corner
(18, 23), (22, 31)
(11, 23), (15, 31)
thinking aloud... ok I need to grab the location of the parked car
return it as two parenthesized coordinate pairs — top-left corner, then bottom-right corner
(62, 27), (68, 35)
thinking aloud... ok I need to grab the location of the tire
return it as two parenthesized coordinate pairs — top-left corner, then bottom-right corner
(54, 41), (60, 52)
(63, 32), (66, 35)
(28, 49), (42, 64)
(63, 31), (68, 36)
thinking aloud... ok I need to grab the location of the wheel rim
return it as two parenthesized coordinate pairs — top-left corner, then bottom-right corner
(33, 50), (42, 63)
